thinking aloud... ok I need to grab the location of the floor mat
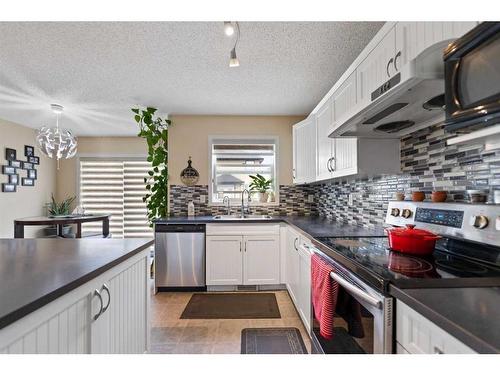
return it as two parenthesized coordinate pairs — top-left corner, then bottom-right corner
(241, 328), (308, 354)
(180, 293), (281, 319)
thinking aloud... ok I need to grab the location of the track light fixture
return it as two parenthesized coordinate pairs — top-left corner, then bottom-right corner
(224, 21), (240, 68)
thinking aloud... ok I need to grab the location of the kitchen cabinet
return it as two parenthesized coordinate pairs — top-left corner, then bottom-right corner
(206, 236), (244, 285)
(315, 99), (335, 181)
(356, 27), (396, 109)
(395, 22), (478, 68)
(396, 300), (476, 354)
(293, 117), (316, 184)
(206, 224), (280, 286)
(332, 72), (357, 129)
(0, 250), (150, 354)
(285, 226), (301, 304)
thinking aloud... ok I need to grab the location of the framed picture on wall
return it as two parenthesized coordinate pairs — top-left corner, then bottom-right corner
(22, 162), (33, 170)
(9, 174), (19, 185)
(2, 183), (16, 192)
(5, 148), (16, 161)
(2, 165), (16, 175)
(22, 178), (34, 186)
(28, 156), (40, 164)
(9, 160), (22, 168)
(24, 145), (34, 157)
(28, 169), (37, 180)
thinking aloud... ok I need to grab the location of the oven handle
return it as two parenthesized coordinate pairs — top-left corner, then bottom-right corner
(330, 272), (383, 310)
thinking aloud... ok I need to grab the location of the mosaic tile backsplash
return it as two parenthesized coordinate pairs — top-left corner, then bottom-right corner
(169, 123), (500, 227)
(316, 123), (500, 227)
(169, 184), (318, 217)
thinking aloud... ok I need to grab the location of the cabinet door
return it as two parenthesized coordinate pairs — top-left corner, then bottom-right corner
(332, 138), (358, 177)
(206, 236), (243, 285)
(356, 27), (396, 108)
(332, 72), (357, 130)
(293, 117), (316, 184)
(91, 254), (149, 354)
(315, 100), (334, 181)
(285, 227), (300, 304)
(243, 235), (280, 285)
(395, 22), (478, 69)
(297, 244), (312, 334)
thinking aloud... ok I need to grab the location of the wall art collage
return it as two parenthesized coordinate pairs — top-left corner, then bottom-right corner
(2, 146), (40, 192)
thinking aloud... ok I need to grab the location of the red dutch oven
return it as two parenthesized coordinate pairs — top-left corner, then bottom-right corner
(385, 224), (441, 256)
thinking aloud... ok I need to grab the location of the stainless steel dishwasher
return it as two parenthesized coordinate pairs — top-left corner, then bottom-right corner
(154, 224), (206, 292)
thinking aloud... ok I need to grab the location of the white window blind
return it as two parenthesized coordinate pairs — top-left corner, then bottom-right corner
(79, 158), (153, 238)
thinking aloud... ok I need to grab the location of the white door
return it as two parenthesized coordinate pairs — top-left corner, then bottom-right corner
(297, 244), (312, 334)
(356, 26), (396, 108)
(293, 117), (316, 184)
(315, 100), (334, 181)
(332, 72), (357, 131)
(332, 138), (358, 177)
(206, 236), (243, 285)
(285, 228), (300, 304)
(243, 235), (280, 285)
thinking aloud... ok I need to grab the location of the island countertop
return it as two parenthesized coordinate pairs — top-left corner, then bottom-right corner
(0, 238), (154, 329)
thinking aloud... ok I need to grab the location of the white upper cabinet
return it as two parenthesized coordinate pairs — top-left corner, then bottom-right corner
(332, 72), (357, 130)
(395, 22), (478, 67)
(315, 99), (335, 181)
(293, 117), (316, 184)
(356, 27), (396, 109)
(332, 138), (358, 177)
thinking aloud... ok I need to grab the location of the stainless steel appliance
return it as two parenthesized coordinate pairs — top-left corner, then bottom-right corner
(154, 224), (206, 291)
(444, 22), (500, 133)
(330, 40), (449, 138)
(311, 201), (500, 354)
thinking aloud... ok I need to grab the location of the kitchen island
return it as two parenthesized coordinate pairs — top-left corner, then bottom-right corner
(0, 238), (154, 354)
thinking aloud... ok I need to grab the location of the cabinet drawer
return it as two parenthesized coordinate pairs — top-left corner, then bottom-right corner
(206, 223), (280, 236)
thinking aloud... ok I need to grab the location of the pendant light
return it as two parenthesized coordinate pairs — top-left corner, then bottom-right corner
(224, 21), (240, 67)
(36, 104), (77, 169)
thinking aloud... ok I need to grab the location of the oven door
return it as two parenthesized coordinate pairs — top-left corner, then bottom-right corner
(311, 256), (393, 354)
(444, 22), (500, 131)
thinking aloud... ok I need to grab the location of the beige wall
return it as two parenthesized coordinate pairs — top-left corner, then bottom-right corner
(0, 118), (57, 238)
(168, 115), (303, 186)
(56, 115), (303, 203)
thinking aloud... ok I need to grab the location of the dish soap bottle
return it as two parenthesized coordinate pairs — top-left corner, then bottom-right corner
(187, 201), (195, 217)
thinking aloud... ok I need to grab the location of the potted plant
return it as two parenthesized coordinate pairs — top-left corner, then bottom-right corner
(45, 194), (76, 237)
(249, 174), (273, 203)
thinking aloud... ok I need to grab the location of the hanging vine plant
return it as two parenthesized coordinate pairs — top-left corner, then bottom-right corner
(132, 107), (170, 225)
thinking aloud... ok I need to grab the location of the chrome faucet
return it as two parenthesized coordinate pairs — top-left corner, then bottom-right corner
(241, 189), (251, 217)
(222, 196), (231, 215)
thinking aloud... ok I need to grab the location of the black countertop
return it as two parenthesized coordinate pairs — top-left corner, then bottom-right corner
(0, 238), (154, 329)
(390, 285), (500, 353)
(155, 216), (386, 238)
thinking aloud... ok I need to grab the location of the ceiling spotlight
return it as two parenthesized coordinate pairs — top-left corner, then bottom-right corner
(229, 48), (240, 68)
(223, 21), (235, 36)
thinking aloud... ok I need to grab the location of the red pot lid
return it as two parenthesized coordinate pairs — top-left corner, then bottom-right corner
(388, 224), (438, 239)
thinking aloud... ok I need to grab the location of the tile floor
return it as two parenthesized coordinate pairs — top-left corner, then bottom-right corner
(150, 290), (312, 354)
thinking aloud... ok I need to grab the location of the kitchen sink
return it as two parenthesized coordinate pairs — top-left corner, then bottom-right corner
(212, 214), (273, 220)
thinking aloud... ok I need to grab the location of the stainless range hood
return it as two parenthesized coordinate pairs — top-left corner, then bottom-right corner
(330, 41), (450, 138)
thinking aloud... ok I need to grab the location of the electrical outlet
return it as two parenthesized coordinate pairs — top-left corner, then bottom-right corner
(348, 193), (354, 206)
(199, 195), (206, 204)
(308, 194), (314, 203)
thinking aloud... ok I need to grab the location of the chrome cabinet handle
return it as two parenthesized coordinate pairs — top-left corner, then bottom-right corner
(93, 289), (104, 321)
(394, 51), (401, 71)
(239, 242), (242, 252)
(244, 241), (247, 252)
(293, 237), (299, 251)
(101, 284), (111, 313)
(386, 58), (394, 77)
(326, 158), (332, 172)
(329, 157), (335, 172)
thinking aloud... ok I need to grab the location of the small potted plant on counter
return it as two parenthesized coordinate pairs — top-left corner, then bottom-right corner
(249, 174), (273, 203)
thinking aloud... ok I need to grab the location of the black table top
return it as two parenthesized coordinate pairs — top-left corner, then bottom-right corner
(390, 285), (500, 353)
(0, 238), (154, 329)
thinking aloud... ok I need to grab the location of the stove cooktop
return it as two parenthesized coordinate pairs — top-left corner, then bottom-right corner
(313, 236), (500, 290)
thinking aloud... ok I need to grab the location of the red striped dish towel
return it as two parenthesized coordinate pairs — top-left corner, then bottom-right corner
(311, 253), (339, 340)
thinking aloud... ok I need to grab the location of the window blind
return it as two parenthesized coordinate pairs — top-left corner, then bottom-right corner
(79, 158), (153, 238)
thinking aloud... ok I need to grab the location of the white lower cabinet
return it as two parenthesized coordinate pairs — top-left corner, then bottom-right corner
(285, 227), (301, 304)
(297, 242), (312, 334)
(396, 300), (476, 354)
(0, 250), (150, 354)
(206, 225), (280, 286)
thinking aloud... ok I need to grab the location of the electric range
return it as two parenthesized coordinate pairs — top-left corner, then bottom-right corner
(312, 201), (500, 292)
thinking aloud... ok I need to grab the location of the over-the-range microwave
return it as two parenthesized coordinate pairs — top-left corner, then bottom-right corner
(444, 22), (500, 132)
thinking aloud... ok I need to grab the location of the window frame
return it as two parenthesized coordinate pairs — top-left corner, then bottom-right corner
(208, 135), (279, 206)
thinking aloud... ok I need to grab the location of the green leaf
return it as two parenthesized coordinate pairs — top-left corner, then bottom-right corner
(134, 115), (141, 123)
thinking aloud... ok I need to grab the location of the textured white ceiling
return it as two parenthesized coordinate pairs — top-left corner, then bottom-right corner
(0, 22), (383, 136)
